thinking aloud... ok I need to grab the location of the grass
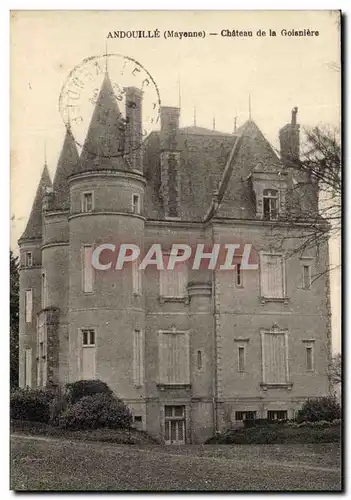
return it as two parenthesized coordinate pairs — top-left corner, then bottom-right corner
(11, 436), (342, 491)
(11, 419), (158, 445)
(206, 423), (341, 445)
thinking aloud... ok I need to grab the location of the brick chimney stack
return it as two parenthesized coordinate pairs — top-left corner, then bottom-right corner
(124, 87), (143, 171)
(159, 106), (181, 219)
(279, 107), (300, 164)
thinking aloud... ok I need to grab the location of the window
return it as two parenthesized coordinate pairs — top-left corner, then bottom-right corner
(267, 410), (288, 421)
(238, 346), (245, 372)
(132, 260), (142, 295)
(235, 263), (242, 287)
(82, 329), (95, 346)
(263, 189), (278, 220)
(164, 406), (185, 445)
(260, 253), (285, 299)
(25, 289), (33, 323)
(133, 329), (143, 386)
(302, 264), (311, 289)
(261, 330), (289, 385)
(134, 416), (142, 423)
(24, 348), (32, 388)
(81, 328), (96, 380)
(160, 262), (188, 299)
(132, 194), (140, 214)
(25, 252), (33, 267)
(82, 192), (93, 212)
(235, 411), (256, 421)
(197, 350), (203, 370)
(82, 246), (94, 293)
(158, 330), (190, 385)
(41, 271), (47, 309)
(306, 345), (314, 371)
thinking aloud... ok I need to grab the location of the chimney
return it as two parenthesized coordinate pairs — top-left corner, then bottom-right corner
(279, 106), (300, 164)
(124, 87), (143, 171)
(159, 106), (181, 219)
(160, 106), (180, 151)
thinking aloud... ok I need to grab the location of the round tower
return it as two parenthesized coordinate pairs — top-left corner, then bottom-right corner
(18, 165), (51, 388)
(67, 73), (146, 416)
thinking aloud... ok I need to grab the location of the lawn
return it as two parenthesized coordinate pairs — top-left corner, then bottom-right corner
(10, 435), (342, 491)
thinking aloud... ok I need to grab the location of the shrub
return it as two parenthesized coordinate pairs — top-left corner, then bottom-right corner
(65, 379), (113, 405)
(296, 396), (341, 423)
(58, 392), (132, 430)
(10, 388), (56, 423)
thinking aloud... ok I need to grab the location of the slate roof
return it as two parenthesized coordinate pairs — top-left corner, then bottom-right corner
(143, 120), (282, 221)
(19, 164), (52, 241)
(73, 71), (127, 174)
(52, 125), (79, 210)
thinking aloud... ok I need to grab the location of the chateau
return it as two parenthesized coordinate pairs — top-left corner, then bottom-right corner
(18, 71), (331, 444)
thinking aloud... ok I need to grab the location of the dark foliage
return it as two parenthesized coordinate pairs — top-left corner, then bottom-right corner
(296, 396), (341, 423)
(58, 392), (132, 430)
(10, 250), (19, 388)
(10, 388), (56, 423)
(65, 379), (113, 405)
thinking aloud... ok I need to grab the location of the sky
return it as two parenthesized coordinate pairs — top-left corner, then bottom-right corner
(10, 10), (341, 351)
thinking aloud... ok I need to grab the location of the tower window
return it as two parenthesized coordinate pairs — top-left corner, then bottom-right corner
(25, 252), (33, 267)
(82, 192), (93, 213)
(25, 289), (33, 323)
(132, 194), (140, 214)
(235, 263), (242, 287)
(82, 329), (95, 346)
(197, 350), (203, 370)
(238, 346), (245, 372)
(303, 265), (311, 289)
(263, 189), (278, 220)
(306, 345), (314, 371)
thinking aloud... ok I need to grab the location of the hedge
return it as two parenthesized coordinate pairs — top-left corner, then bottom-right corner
(65, 380), (113, 405)
(10, 388), (56, 423)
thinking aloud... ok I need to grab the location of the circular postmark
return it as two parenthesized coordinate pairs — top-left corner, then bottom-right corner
(59, 53), (161, 158)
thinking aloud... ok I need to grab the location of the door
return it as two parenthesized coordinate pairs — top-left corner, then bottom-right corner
(164, 406), (186, 445)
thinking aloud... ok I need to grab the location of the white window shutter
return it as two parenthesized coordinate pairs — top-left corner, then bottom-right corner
(83, 246), (94, 293)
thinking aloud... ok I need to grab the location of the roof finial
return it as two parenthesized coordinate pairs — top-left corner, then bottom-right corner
(105, 41), (109, 74)
(249, 94), (252, 120)
(44, 140), (47, 167)
(291, 106), (298, 125)
(193, 106), (197, 127)
(212, 114), (216, 131)
(233, 115), (237, 133)
(178, 74), (181, 109)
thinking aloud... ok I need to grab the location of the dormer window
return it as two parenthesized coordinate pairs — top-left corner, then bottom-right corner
(82, 192), (93, 213)
(263, 189), (278, 220)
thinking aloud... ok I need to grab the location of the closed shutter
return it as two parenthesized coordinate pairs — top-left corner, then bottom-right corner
(160, 264), (187, 297)
(261, 254), (284, 298)
(25, 348), (32, 388)
(25, 290), (33, 323)
(159, 332), (189, 384)
(262, 332), (287, 384)
(82, 347), (96, 379)
(83, 246), (94, 293)
(133, 330), (143, 386)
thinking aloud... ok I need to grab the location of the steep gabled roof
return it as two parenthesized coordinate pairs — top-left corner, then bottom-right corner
(19, 164), (52, 242)
(73, 71), (127, 174)
(52, 126), (79, 210)
(180, 126), (233, 137)
(215, 119), (283, 218)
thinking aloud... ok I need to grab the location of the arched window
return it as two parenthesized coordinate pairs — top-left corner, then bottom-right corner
(263, 189), (278, 220)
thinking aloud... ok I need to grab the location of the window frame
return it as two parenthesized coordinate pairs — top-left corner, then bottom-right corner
(82, 245), (94, 294)
(260, 328), (290, 388)
(159, 257), (188, 302)
(158, 329), (190, 386)
(263, 189), (279, 220)
(81, 191), (94, 213)
(133, 329), (144, 387)
(237, 345), (246, 372)
(81, 328), (96, 347)
(259, 252), (287, 301)
(132, 193), (141, 214)
(25, 251), (33, 267)
(25, 288), (33, 323)
(302, 339), (315, 372)
(132, 260), (142, 296)
(235, 411), (257, 421)
(235, 263), (243, 288)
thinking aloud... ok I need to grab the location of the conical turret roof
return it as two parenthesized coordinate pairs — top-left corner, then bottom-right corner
(73, 71), (128, 174)
(53, 125), (79, 209)
(19, 164), (52, 242)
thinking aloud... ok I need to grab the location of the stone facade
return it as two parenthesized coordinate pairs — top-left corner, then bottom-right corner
(18, 71), (331, 444)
